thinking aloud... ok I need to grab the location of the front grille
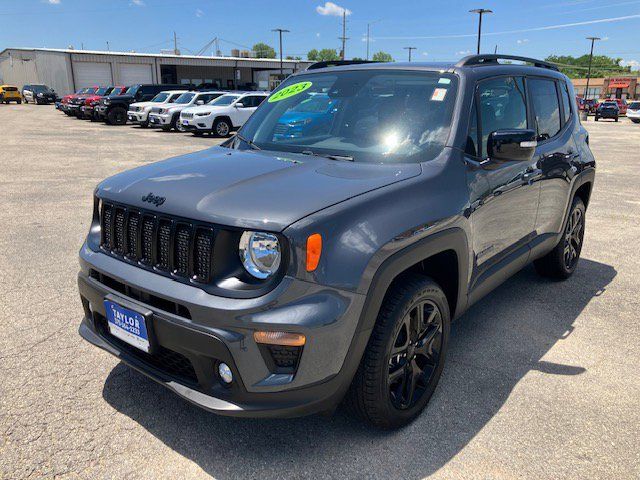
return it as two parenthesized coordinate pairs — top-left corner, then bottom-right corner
(181, 112), (194, 119)
(274, 123), (288, 134)
(100, 201), (214, 284)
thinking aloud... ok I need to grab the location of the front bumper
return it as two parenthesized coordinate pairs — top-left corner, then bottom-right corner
(77, 243), (367, 417)
(148, 113), (172, 126)
(81, 105), (95, 116)
(180, 116), (213, 131)
(127, 110), (149, 123)
(627, 110), (640, 120)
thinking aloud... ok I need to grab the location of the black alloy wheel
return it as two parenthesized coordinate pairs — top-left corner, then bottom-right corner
(563, 204), (584, 271)
(388, 299), (443, 410)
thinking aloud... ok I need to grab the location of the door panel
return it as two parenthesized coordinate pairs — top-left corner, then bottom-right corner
(533, 80), (578, 236)
(468, 76), (540, 270)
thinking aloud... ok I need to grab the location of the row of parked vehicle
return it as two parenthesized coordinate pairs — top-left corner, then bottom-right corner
(576, 96), (640, 122)
(56, 83), (269, 137)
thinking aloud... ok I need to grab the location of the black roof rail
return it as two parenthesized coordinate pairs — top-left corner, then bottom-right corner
(306, 60), (380, 70)
(456, 54), (559, 71)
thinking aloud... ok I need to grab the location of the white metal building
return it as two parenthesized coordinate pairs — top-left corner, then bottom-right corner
(0, 48), (312, 95)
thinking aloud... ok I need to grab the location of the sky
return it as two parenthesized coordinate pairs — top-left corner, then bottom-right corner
(0, 0), (638, 70)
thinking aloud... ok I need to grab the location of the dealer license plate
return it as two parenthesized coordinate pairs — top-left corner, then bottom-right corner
(104, 300), (150, 352)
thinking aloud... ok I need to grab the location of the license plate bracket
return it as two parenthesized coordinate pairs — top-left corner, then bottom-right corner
(104, 296), (153, 353)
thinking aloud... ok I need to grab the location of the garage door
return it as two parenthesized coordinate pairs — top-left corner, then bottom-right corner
(73, 62), (112, 88)
(120, 64), (153, 85)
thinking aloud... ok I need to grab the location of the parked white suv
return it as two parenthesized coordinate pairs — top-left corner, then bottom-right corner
(180, 92), (269, 137)
(148, 91), (225, 132)
(628, 101), (640, 124)
(128, 90), (187, 127)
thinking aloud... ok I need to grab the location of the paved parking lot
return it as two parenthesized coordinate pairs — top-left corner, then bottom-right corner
(1, 104), (639, 479)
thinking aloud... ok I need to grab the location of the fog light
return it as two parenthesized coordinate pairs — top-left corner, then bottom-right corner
(218, 363), (233, 384)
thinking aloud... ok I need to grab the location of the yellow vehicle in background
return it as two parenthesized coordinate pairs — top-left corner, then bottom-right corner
(0, 85), (22, 104)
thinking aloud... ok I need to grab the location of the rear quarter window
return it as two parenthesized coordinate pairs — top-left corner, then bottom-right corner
(528, 78), (561, 141)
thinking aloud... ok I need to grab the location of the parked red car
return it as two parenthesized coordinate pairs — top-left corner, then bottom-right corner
(61, 86), (100, 115)
(79, 86), (127, 120)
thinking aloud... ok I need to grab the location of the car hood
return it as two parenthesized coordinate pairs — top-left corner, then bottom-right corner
(97, 147), (421, 231)
(184, 104), (231, 114)
(130, 101), (157, 108)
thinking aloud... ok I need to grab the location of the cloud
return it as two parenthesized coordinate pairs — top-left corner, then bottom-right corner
(130, 0), (145, 5)
(196, 8), (204, 17)
(516, 39), (529, 44)
(621, 59), (640, 69)
(316, 2), (351, 16)
(422, 52), (429, 56)
(316, 32), (321, 38)
(45, 0), (61, 4)
(457, 50), (472, 55)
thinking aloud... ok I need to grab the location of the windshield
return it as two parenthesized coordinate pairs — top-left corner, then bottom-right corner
(125, 85), (139, 95)
(96, 87), (109, 95)
(151, 92), (170, 103)
(602, 102), (617, 107)
(629, 102), (640, 109)
(238, 70), (459, 163)
(210, 94), (240, 106)
(32, 85), (51, 93)
(174, 92), (196, 104)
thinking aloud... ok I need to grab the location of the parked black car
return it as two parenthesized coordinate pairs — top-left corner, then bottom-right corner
(595, 101), (619, 121)
(78, 55), (595, 428)
(22, 84), (57, 104)
(95, 84), (184, 125)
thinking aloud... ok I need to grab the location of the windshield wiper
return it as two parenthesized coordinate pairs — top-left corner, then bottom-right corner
(301, 150), (354, 162)
(234, 133), (261, 150)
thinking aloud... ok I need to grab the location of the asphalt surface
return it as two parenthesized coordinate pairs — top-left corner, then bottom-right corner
(1, 105), (639, 479)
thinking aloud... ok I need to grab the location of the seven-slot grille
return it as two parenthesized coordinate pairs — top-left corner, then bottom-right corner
(181, 112), (194, 119)
(100, 202), (214, 283)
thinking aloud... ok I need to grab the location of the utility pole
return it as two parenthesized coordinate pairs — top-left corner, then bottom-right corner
(173, 31), (178, 55)
(404, 47), (416, 62)
(366, 23), (370, 60)
(339, 9), (349, 60)
(585, 36), (601, 101)
(469, 8), (493, 54)
(106, 41), (110, 52)
(272, 28), (290, 76)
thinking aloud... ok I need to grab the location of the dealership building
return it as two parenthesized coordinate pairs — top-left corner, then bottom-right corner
(572, 75), (639, 101)
(0, 47), (312, 95)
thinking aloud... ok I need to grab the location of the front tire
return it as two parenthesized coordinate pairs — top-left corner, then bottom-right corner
(631, 119), (640, 124)
(17, 99), (22, 104)
(534, 196), (586, 280)
(106, 107), (127, 125)
(347, 274), (450, 429)
(213, 118), (231, 137)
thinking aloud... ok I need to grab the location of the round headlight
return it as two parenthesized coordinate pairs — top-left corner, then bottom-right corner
(239, 231), (281, 279)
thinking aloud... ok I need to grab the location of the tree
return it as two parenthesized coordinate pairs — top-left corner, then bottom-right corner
(252, 42), (276, 58)
(372, 51), (393, 62)
(545, 54), (632, 79)
(286, 55), (302, 60)
(352, 57), (365, 61)
(308, 48), (340, 62)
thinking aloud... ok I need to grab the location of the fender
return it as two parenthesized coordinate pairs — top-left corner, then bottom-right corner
(322, 227), (470, 409)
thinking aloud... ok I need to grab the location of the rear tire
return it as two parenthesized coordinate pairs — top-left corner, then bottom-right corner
(17, 99), (22, 104)
(594, 115), (599, 121)
(615, 117), (619, 122)
(632, 119), (640, 124)
(534, 196), (586, 280)
(346, 274), (450, 429)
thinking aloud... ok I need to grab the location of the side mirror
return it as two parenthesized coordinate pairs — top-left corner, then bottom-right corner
(195, 99), (205, 105)
(235, 102), (245, 108)
(487, 129), (537, 162)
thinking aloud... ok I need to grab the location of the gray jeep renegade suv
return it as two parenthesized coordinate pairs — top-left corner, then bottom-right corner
(78, 55), (595, 428)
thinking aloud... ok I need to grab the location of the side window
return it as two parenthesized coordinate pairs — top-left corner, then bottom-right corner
(478, 77), (528, 158)
(529, 78), (561, 140)
(465, 100), (479, 157)
(560, 81), (572, 125)
(243, 96), (259, 107)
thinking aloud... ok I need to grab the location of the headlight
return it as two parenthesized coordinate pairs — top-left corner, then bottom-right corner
(239, 231), (281, 279)
(104, 99), (111, 105)
(37, 93), (44, 97)
(196, 111), (211, 116)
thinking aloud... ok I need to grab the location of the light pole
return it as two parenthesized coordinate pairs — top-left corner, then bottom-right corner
(585, 36), (601, 101)
(404, 47), (416, 62)
(366, 19), (382, 61)
(469, 8), (493, 54)
(272, 28), (290, 76)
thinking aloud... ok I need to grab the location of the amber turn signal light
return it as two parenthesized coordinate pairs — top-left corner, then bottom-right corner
(253, 331), (306, 347)
(306, 233), (322, 272)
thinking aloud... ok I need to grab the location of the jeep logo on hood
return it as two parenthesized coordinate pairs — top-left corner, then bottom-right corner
(141, 192), (166, 207)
